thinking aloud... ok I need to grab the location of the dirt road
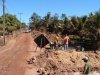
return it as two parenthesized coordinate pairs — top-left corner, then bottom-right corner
(0, 33), (38, 75)
(0, 32), (99, 75)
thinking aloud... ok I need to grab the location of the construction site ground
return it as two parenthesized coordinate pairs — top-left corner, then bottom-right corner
(0, 32), (100, 75)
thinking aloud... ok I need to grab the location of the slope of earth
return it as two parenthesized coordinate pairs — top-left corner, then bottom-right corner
(30, 50), (100, 75)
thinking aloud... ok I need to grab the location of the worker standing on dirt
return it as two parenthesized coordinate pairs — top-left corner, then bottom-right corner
(54, 34), (60, 50)
(82, 57), (92, 75)
(63, 34), (70, 50)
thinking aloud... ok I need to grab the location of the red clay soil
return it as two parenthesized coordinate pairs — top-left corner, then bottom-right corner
(0, 31), (100, 75)
(0, 32), (37, 75)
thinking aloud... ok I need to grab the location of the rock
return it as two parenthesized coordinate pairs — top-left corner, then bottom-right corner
(70, 58), (76, 63)
(73, 72), (80, 75)
(93, 67), (100, 71)
(37, 70), (40, 73)
(44, 59), (58, 71)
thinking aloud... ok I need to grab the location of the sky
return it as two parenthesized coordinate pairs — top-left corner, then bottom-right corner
(0, 0), (100, 24)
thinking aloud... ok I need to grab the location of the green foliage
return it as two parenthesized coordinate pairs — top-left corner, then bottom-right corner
(0, 24), (2, 30)
(0, 13), (24, 34)
(29, 9), (100, 50)
(0, 24), (3, 35)
(30, 12), (41, 29)
(7, 26), (16, 33)
(78, 20), (84, 30)
(0, 30), (3, 35)
(53, 13), (59, 27)
(71, 16), (79, 25)
(44, 12), (51, 27)
(95, 11), (100, 28)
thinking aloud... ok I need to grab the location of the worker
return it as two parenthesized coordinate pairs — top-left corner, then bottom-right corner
(63, 34), (70, 50)
(82, 56), (92, 75)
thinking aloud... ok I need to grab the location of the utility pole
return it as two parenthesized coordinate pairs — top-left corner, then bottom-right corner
(2, 0), (6, 45)
(18, 13), (23, 31)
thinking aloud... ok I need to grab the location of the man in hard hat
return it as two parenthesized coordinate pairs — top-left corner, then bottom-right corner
(82, 56), (92, 75)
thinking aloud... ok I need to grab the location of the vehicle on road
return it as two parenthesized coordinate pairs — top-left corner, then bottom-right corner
(25, 29), (31, 33)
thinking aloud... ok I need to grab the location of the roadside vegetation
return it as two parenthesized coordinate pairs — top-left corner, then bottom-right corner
(0, 13), (26, 35)
(29, 10), (100, 50)
(0, 13), (26, 45)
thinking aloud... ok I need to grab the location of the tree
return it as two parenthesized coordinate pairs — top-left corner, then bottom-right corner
(95, 11), (100, 34)
(0, 13), (22, 34)
(53, 14), (59, 26)
(30, 12), (41, 29)
(44, 12), (51, 27)
(71, 16), (79, 28)
(94, 10), (100, 49)
(29, 10), (100, 50)
(61, 13), (68, 26)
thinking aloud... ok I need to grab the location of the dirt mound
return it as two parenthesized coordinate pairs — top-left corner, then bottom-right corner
(32, 50), (100, 74)
(44, 59), (58, 71)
